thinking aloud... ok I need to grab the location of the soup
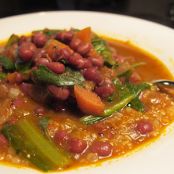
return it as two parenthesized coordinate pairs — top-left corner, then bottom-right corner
(0, 27), (173, 172)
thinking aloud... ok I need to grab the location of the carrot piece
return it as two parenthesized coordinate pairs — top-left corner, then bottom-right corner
(75, 27), (92, 43)
(88, 48), (101, 58)
(74, 85), (105, 115)
(46, 39), (71, 58)
(7, 72), (17, 84)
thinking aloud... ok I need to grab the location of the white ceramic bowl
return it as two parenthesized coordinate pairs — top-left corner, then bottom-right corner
(0, 11), (174, 174)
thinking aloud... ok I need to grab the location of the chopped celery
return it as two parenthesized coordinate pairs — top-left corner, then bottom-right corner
(2, 119), (71, 171)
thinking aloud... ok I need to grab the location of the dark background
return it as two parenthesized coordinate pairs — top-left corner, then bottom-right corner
(1, 0), (174, 28)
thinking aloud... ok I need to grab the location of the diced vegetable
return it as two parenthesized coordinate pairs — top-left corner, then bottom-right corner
(32, 66), (85, 86)
(75, 27), (92, 43)
(39, 117), (50, 131)
(81, 81), (151, 124)
(128, 96), (144, 112)
(2, 119), (71, 171)
(74, 85), (105, 115)
(117, 62), (146, 77)
(0, 56), (15, 71)
(15, 59), (32, 72)
(5, 34), (19, 48)
(92, 36), (115, 66)
(0, 72), (7, 80)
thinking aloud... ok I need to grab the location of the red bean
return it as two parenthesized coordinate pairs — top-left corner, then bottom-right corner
(18, 42), (36, 61)
(47, 62), (65, 74)
(90, 141), (112, 157)
(36, 58), (50, 66)
(95, 84), (115, 98)
(89, 56), (104, 67)
(12, 98), (24, 108)
(20, 82), (34, 96)
(32, 32), (47, 48)
(70, 38), (82, 50)
(56, 31), (73, 43)
(68, 138), (87, 154)
(55, 47), (73, 61)
(68, 53), (85, 69)
(35, 107), (45, 116)
(136, 119), (153, 134)
(77, 43), (91, 55)
(18, 36), (28, 46)
(54, 130), (70, 144)
(0, 134), (8, 149)
(83, 67), (103, 84)
(20, 83), (48, 103)
(33, 49), (47, 62)
(48, 85), (70, 100)
(83, 59), (93, 68)
(15, 72), (23, 84)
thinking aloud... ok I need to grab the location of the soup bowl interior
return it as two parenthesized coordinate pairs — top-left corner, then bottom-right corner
(0, 11), (174, 174)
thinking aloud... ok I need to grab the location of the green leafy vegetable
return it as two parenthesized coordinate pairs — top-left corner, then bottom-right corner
(0, 56), (15, 71)
(39, 117), (50, 131)
(5, 34), (19, 47)
(117, 62), (146, 77)
(2, 119), (71, 171)
(0, 72), (7, 80)
(15, 59), (32, 72)
(32, 66), (85, 86)
(81, 80), (151, 125)
(128, 96), (144, 112)
(92, 36), (115, 66)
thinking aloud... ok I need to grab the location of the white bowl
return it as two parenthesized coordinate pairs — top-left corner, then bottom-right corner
(0, 11), (174, 174)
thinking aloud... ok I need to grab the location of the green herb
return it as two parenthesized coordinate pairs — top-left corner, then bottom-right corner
(0, 72), (7, 80)
(0, 56), (15, 71)
(128, 96), (144, 112)
(81, 80), (151, 125)
(2, 119), (71, 171)
(32, 66), (85, 86)
(39, 117), (50, 131)
(92, 36), (115, 67)
(117, 62), (146, 77)
(15, 59), (32, 73)
(5, 34), (19, 47)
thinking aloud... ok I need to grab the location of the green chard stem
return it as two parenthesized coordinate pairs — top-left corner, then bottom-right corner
(81, 82), (151, 125)
(2, 119), (72, 171)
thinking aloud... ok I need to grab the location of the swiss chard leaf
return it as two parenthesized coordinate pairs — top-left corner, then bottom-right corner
(6, 34), (19, 48)
(32, 66), (85, 86)
(0, 56), (15, 71)
(92, 36), (115, 67)
(15, 59), (32, 72)
(117, 62), (146, 78)
(81, 80), (151, 125)
(128, 96), (144, 112)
